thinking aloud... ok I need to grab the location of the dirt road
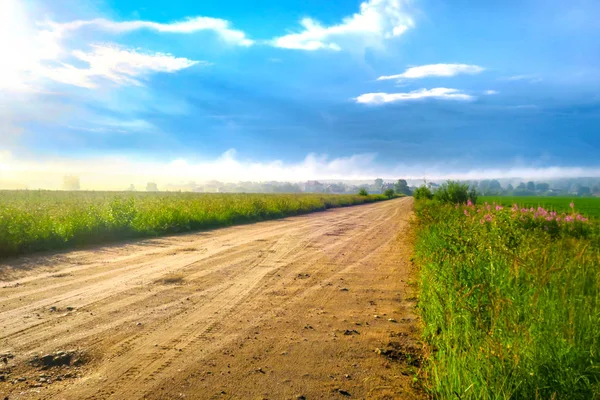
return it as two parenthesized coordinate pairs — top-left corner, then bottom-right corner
(0, 197), (422, 399)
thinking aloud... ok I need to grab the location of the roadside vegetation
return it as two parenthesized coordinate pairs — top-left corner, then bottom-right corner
(413, 183), (600, 399)
(0, 191), (393, 259)
(481, 195), (600, 218)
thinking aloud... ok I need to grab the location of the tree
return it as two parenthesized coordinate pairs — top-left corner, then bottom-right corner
(394, 179), (412, 196)
(413, 185), (433, 200)
(489, 179), (502, 191)
(63, 175), (80, 191)
(374, 178), (384, 188)
(506, 183), (514, 192)
(527, 181), (536, 191)
(358, 188), (369, 196)
(517, 182), (527, 189)
(578, 186), (591, 196)
(536, 182), (550, 192)
(146, 182), (158, 192)
(127, 184), (136, 192)
(384, 188), (395, 198)
(434, 180), (473, 204)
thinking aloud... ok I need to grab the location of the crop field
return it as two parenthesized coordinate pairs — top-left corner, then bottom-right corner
(480, 195), (600, 218)
(0, 190), (390, 259)
(414, 199), (600, 399)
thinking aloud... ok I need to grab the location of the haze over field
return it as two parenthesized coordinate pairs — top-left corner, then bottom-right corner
(1, 0), (599, 189)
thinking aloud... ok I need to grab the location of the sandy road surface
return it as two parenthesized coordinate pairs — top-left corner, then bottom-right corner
(0, 197), (422, 399)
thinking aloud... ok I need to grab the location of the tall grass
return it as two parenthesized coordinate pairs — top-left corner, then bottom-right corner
(0, 191), (390, 258)
(414, 199), (600, 399)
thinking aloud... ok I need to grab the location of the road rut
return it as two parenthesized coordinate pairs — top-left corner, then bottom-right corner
(0, 197), (422, 399)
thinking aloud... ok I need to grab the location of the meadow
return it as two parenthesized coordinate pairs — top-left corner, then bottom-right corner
(0, 190), (389, 259)
(480, 195), (600, 218)
(414, 196), (600, 399)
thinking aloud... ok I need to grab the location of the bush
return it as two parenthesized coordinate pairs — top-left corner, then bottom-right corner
(358, 188), (369, 196)
(434, 180), (476, 204)
(414, 185), (434, 200)
(384, 188), (395, 199)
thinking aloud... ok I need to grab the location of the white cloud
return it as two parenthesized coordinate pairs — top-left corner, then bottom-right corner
(378, 63), (484, 81)
(41, 44), (201, 88)
(0, 1), (203, 92)
(503, 74), (542, 83)
(355, 88), (474, 104)
(484, 90), (498, 95)
(48, 16), (253, 47)
(272, 0), (414, 51)
(0, 0), (63, 91)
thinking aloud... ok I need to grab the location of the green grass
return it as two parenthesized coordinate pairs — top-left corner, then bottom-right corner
(0, 191), (392, 259)
(480, 196), (600, 218)
(414, 200), (600, 399)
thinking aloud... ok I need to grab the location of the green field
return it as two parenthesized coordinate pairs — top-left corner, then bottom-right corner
(0, 191), (391, 259)
(414, 199), (600, 399)
(480, 196), (600, 218)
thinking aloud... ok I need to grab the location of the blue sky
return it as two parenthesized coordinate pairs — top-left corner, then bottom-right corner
(1, 0), (600, 187)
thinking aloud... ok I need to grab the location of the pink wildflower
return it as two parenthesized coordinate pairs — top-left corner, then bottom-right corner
(545, 216), (553, 221)
(496, 205), (503, 211)
(467, 199), (473, 206)
(464, 210), (470, 217)
(570, 202), (575, 209)
(484, 214), (493, 222)
(565, 215), (574, 222)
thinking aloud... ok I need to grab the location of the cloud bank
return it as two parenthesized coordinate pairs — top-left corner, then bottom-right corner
(3, 149), (600, 190)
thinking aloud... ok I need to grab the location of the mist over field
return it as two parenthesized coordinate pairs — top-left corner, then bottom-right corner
(2, 149), (600, 191)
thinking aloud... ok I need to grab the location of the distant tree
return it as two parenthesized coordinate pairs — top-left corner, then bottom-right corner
(146, 182), (158, 192)
(63, 175), (80, 191)
(527, 181), (536, 191)
(384, 188), (395, 199)
(517, 182), (527, 190)
(435, 180), (473, 204)
(358, 188), (369, 196)
(374, 178), (384, 188)
(593, 185), (600, 194)
(506, 183), (514, 192)
(578, 186), (591, 196)
(478, 180), (490, 194)
(489, 179), (502, 191)
(127, 184), (136, 192)
(413, 185), (434, 200)
(536, 182), (550, 192)
(394, 179), (412, 196)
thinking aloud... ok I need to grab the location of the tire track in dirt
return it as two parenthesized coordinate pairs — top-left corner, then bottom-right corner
(0, 197), (421, 399)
